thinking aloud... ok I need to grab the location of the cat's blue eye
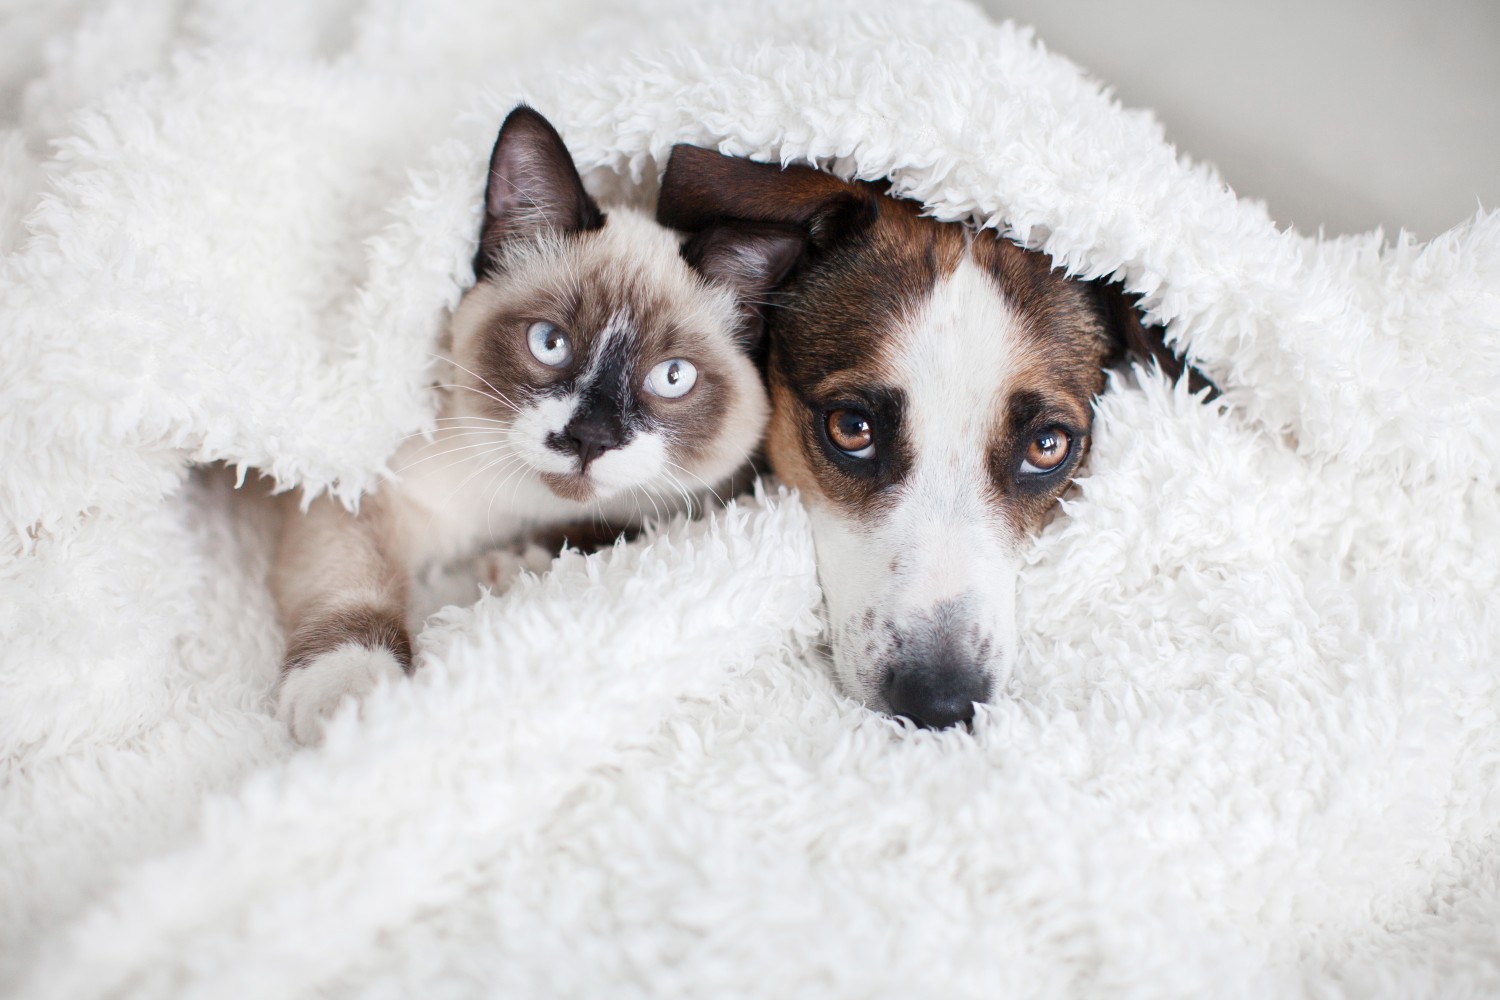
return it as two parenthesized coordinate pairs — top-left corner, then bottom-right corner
(645, 359), (697, 399)
(526, 321), (572, 368)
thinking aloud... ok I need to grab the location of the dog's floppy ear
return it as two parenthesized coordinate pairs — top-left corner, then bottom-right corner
(474, 105), (605, 279)
(1097, 281), (1217, 398)
(657, 144), (877, 251)
(681, 221), (805, 352)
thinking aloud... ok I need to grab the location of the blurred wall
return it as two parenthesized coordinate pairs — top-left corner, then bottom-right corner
(978, 0), (1500, 240)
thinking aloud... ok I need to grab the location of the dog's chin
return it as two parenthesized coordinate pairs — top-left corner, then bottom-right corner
(830, 652), (887, 715)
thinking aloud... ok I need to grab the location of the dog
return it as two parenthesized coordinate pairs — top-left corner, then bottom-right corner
(659, 145), (1203, 729)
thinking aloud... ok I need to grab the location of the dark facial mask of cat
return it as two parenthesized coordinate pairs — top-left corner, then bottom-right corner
(444, 106), (801, 509)
(272, 107), (806, 746)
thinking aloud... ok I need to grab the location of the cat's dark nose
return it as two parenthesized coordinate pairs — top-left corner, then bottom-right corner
(881, 659), (992, 730)
(559, 411), (624, 471)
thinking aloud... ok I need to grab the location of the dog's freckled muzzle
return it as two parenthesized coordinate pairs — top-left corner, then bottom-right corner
(872, 596), (996, 729)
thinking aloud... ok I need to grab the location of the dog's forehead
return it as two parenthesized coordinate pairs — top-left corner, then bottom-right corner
(885, 255), (1020, 442)
(774, 200), (953, 384)
(888, 238), (1108, 433)
(776, 201), (1109, 394)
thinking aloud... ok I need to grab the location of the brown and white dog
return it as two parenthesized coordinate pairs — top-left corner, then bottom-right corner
(660, 146), (1201, 729)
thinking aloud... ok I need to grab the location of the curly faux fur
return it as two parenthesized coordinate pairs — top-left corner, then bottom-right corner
(3, 1), (1498, 996)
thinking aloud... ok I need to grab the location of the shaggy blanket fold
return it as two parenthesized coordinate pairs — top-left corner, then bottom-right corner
(4, 0), (1499, 996)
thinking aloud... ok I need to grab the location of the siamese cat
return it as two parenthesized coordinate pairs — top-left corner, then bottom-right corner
(272, 106), (800, 744)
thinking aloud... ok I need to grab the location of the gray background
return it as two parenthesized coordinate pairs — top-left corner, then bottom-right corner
(977, 0), (1500, 240)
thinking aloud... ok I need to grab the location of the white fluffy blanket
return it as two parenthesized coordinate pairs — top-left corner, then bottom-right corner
(4, 1), (1500, 996)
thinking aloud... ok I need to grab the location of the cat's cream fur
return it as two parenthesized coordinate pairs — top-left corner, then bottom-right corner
(271, 108), (782, 744)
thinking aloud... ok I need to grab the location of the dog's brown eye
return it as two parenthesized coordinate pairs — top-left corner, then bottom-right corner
(1020, 428), (1071, 474)
(826, 409), (876, 459)
(526, 320), (572, 368)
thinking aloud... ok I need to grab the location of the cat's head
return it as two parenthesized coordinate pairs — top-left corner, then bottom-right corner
(445, 106), (799, 507)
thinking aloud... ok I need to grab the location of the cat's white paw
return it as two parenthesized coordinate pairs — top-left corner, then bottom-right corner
(478, 542), (553, 588)
(276, 643), (407, 746)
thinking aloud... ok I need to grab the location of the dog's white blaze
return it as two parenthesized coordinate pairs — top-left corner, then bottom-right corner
(816, 256), (1026, 706)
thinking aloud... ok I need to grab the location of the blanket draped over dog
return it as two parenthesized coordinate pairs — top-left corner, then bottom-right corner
(4, 0), (1499, 995)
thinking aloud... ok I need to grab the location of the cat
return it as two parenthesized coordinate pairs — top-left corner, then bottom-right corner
(271, 106), (801, 744)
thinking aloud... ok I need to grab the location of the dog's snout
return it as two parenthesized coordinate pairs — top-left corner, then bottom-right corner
(881, 661), (992, 730)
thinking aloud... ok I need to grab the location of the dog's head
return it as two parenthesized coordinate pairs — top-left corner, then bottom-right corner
(660, 146), (1198, 728)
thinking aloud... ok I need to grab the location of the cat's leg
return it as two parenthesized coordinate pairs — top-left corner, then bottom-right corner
(476, 540), (555, 589)
(475, 518), (635, 589)
(271, 493), (411, 745)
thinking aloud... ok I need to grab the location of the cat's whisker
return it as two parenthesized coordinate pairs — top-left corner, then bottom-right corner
(427, 447), (525, 531)
(432, 414), (512, 426)
(463, 456), (526, 549)
(494, 432), (549, 520)
(666, 461), (725, 510)
(414, 451), (524, 546)
(483, 458), (533, 549)
(628, 486), (646, 529)
(651, 472), (690, 521)
(668, 474), (699, 520)
(416, 425), (519, 440)
(431, 383), (523, 415)
(636, 482), (664, 527)
(397, 422), (515, 445)
(398, 418), (510, 444)
(430, 354), (528, 414)
(392, 437), (508, 475)
(406, 434), (512, 452)
(397, 440), (517, 481)
(443, 454), (525, 510)
(503, 460), (536, 527)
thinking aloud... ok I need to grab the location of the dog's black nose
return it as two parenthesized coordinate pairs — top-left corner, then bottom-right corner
(882, 663), (992, 730)
(556, 411), (624, 471)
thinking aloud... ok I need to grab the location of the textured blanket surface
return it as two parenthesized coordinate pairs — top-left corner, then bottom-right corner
(3, 0), (1500, 997)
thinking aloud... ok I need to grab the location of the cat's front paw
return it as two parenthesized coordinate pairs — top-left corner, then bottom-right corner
(478, 542), (554, 588)
(275, 643), (407, 746)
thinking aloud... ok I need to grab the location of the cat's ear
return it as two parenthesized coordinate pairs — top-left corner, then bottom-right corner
(657, 144), (877, 253)
(474, 105), (604, 279)
(681, 221), (805, 352)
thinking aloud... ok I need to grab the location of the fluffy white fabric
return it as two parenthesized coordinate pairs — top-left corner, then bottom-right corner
(4, 0), (1499, 996)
